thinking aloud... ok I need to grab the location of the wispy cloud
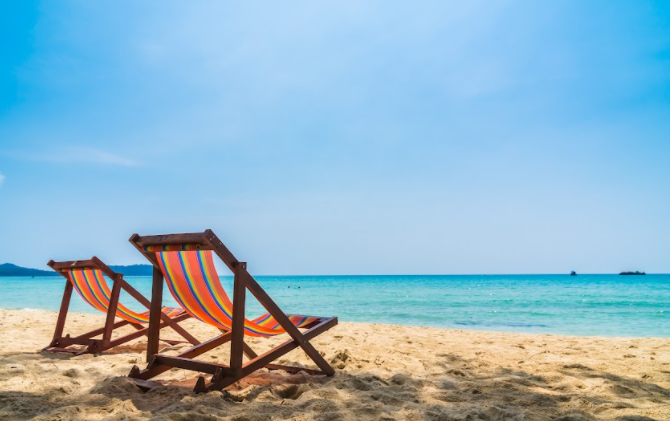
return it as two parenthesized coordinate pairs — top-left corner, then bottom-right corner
(7, 147), (140, 167)
(0, 172), (5, 187)
(61, 147), (140, 166)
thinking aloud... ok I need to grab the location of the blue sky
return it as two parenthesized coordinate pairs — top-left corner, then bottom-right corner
(1, 1), (669, 274)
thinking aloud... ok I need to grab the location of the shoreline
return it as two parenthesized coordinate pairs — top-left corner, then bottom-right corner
(1, 309), (669, 420)
(4, 307), (669, 340)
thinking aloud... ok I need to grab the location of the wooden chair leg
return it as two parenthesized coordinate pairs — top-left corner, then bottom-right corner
(242, 341), (258, 359)
(49, 280), (73, 347)
(229, 262), (247, 374)
(146, 266), (164, 362)
(244, 274), (336, 375)
(102, 277), (122, 343)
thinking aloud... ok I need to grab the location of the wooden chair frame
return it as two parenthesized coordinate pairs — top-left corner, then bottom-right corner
(127, 229), (338, 393)
(44, 257), (200, 355)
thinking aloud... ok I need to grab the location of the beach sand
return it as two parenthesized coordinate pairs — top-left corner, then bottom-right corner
(0, 309), (668, 420)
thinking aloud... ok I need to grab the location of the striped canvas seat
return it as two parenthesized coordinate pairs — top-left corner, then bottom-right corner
(66, 268), (184, 324)
(154, 249), (316, 337)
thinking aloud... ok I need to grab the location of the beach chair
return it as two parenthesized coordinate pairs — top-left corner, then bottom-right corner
(45, 257), (200, 355)
(127, 229), (338, 393)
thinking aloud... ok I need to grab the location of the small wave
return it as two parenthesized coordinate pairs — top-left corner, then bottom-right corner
(454, 320), (549, 328)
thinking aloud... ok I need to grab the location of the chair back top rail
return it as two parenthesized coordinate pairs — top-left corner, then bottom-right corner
(129, 229), (240, 273)
(48, 259), (97, 271)
(48, 257), (122, 281)
(130, 232), (211, 248)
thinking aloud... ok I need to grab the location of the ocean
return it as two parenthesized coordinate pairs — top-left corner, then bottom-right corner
(0, 274), (668, 337)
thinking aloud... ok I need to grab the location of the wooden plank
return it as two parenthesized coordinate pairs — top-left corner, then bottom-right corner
(128, 234), (161, 268)
(242, 341), (259, 360)
(241, 317), (338, 377)
(57, 337), (97, 346)
(203, 317), (338, 393)
(78, 320), (131, 339)
(202, 229), (239, 272)
(45, 318), (131, 353)
(134, 316), (337, 390)
(112, 275), (197, 343)
(146, 266), (164, 362)
(165, 318), (196, 344)
(106, 329), (150, 348)
(92, 256), (200, 346)
(243, 271), (336, 375)
(46, 260), (74, 345)
(155, 355), (234, 376)
(156, 315), (199, 345)
(132, 332), (233, 380)
(49, 260), (97, 271)
(102, 275), (122, 342)
(229, 262), (247, 372)
(160, 339), (188, 345)
(106, 313), (191, 348)
(128, 235), (203, 347)
(52, 279), (73, 341)
(132, 232), (209, 247)
(92, 257), (160, 314)
(178, 332), (233, 358)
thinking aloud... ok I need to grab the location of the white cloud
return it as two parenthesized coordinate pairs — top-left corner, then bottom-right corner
(0, 172), (5, 186)
(14, 147), (140, 167)
(64, 147), (140, 166)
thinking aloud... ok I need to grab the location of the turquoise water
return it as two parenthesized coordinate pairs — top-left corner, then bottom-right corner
(0, 274), (668, 337)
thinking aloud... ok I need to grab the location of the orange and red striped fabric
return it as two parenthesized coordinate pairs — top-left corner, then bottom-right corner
(65, 268), (183, 323)
(155, 249), (316, 337)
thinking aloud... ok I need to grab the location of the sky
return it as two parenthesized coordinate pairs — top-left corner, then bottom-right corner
(0, 0), (669, 275)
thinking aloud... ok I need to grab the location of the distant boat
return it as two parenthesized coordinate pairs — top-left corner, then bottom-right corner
(619, 271), (646, 276)
(570, 271), (577, 276)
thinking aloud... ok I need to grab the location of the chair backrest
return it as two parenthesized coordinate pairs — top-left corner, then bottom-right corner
(151, 248), (315, 337)
(64, 267), (154, 323)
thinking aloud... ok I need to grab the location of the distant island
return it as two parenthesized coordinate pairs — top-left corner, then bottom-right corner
(0, 263), (154, 277)
(619, 271), (646, 276)
(0, 263), (55, 277)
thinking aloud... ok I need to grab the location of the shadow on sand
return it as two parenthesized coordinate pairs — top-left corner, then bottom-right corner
(1, 347), (669, 421)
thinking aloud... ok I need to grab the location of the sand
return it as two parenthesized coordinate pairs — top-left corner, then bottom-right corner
(0, 309), (669, 421)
